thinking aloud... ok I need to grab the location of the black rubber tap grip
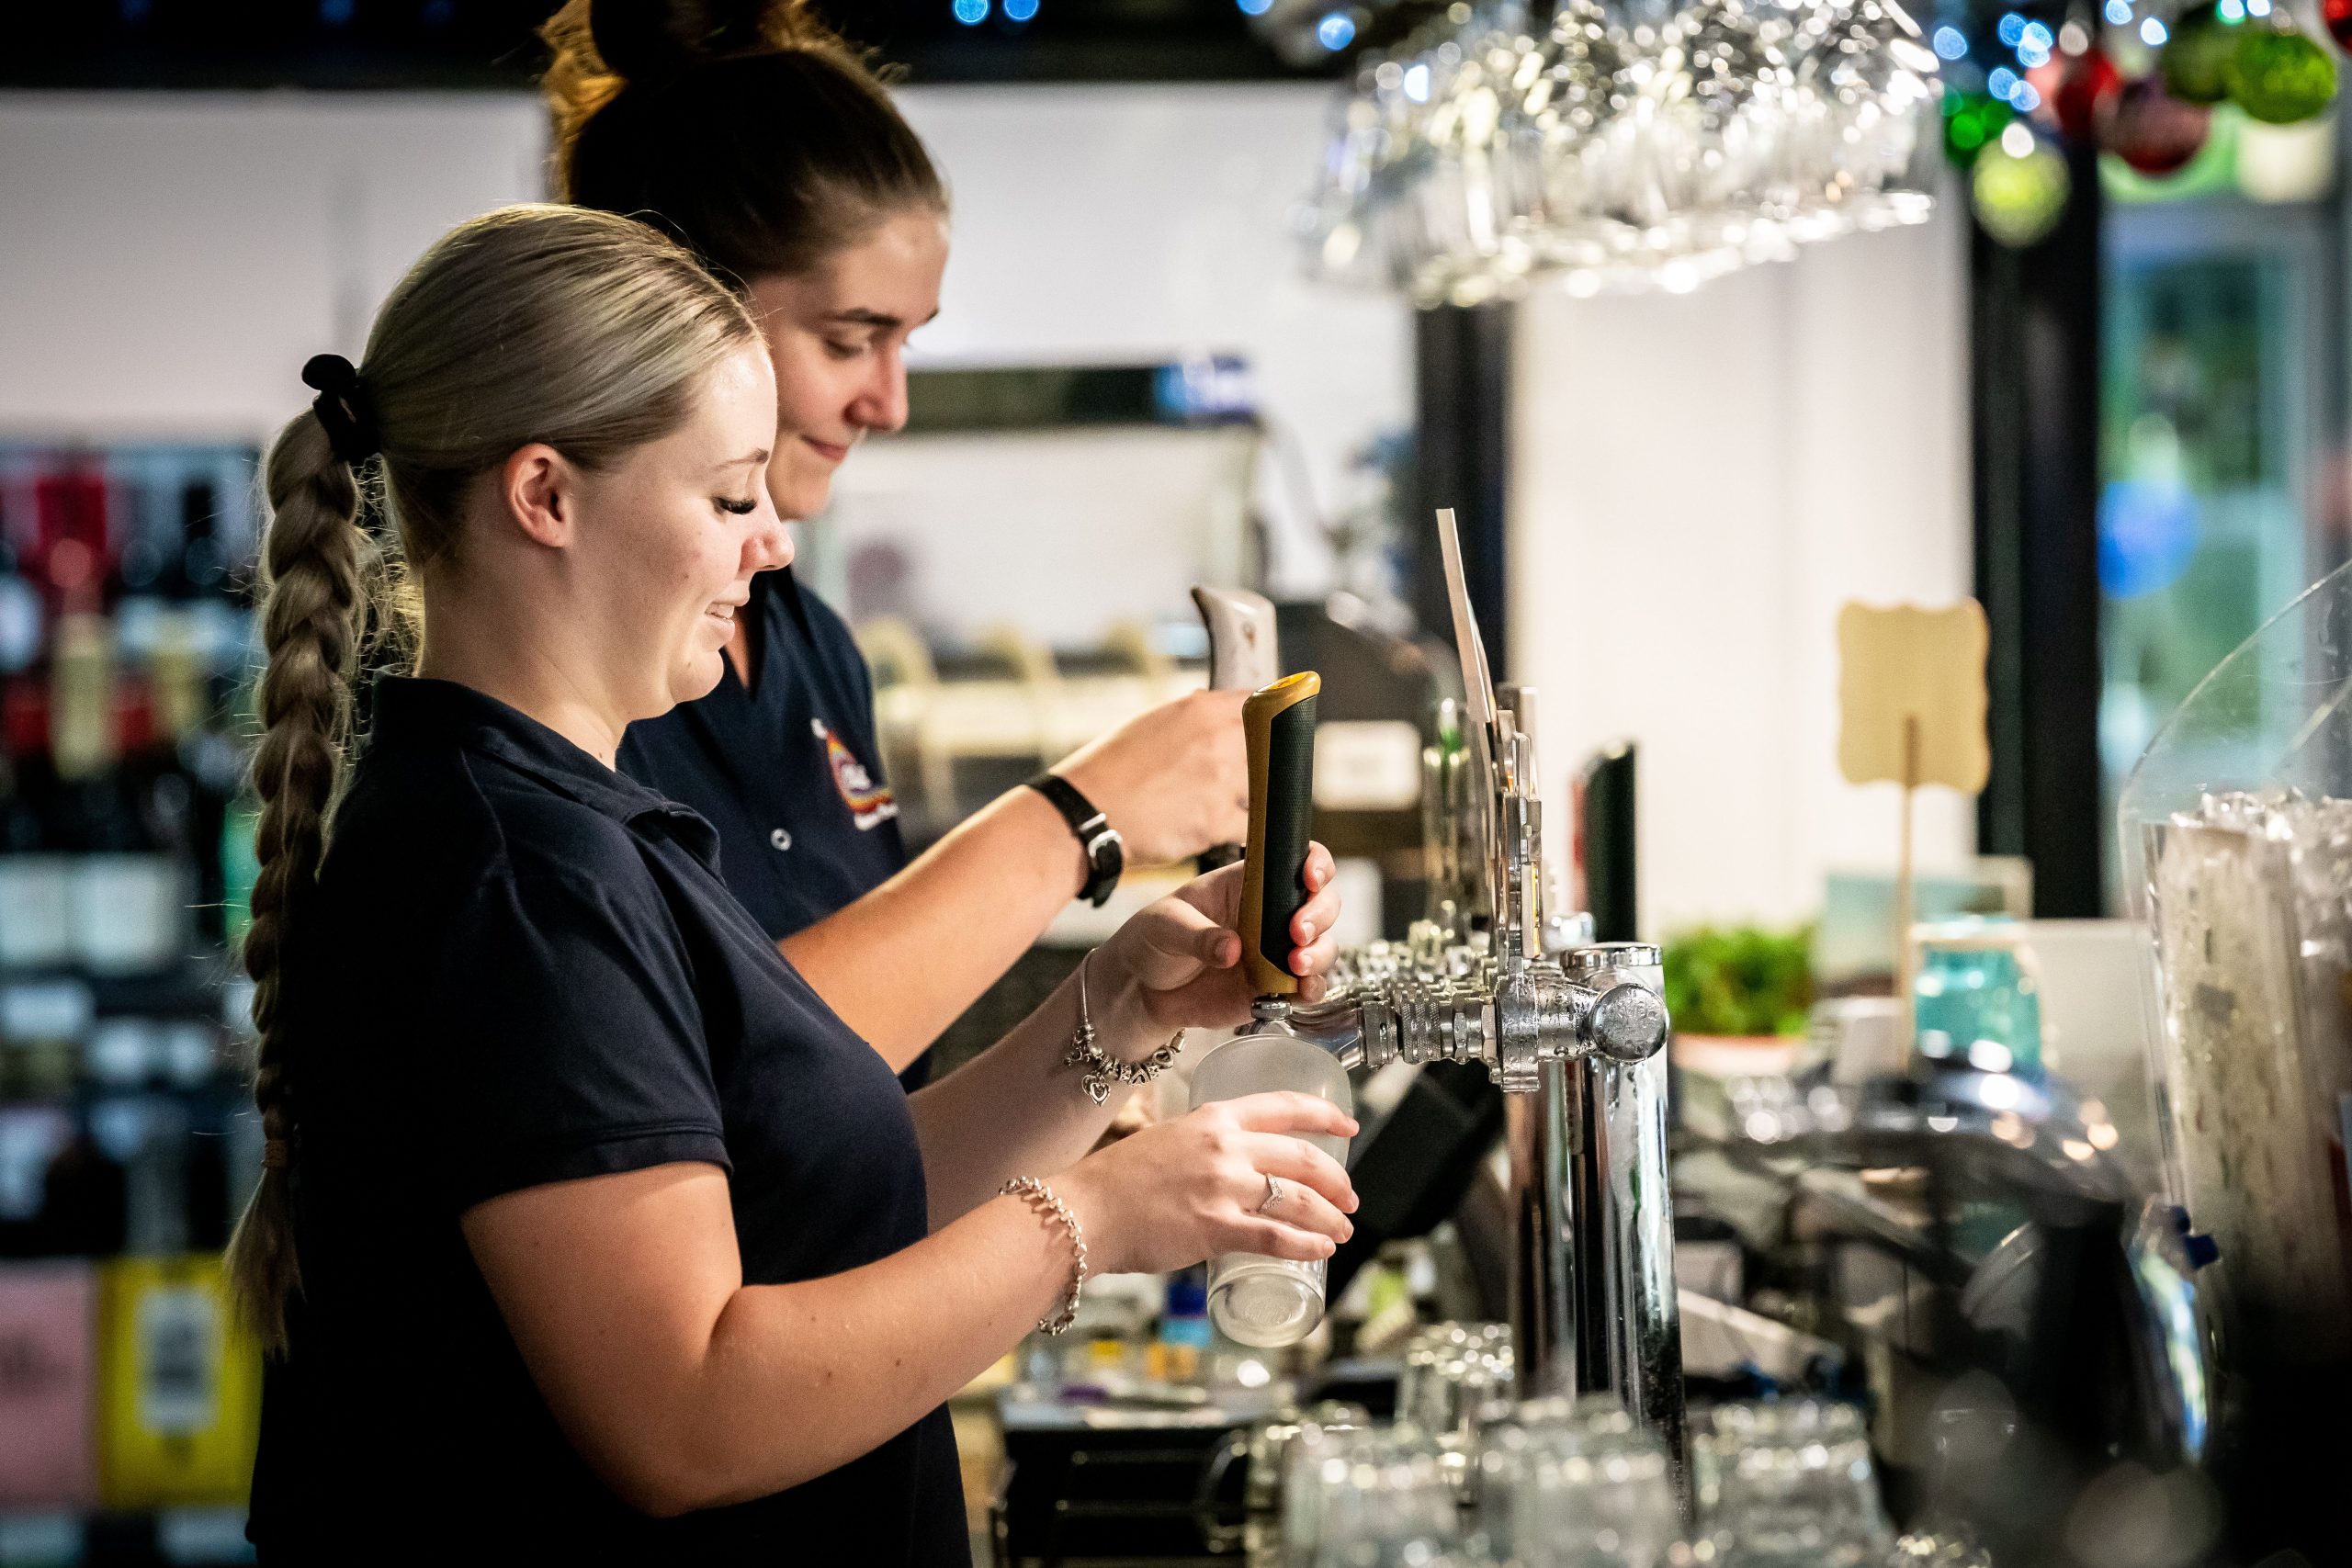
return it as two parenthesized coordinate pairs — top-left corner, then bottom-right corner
(1238, 672), (1319, 996)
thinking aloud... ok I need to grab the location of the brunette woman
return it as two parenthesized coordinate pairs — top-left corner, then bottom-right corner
(542, 0), (1253, 1082)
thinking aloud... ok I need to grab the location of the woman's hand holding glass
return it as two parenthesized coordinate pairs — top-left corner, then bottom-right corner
(1058, 1092), (1359, 1278)
(1056, 840), (1354, 1276)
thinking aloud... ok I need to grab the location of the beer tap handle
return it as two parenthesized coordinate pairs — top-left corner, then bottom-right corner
(1192, 584), (1281, 694)
(1192, 585), (1281, 874)
(1434, 508), (1508, 912)
(1239, 671), (1320, 998)
(1433, 509), (1494, 729)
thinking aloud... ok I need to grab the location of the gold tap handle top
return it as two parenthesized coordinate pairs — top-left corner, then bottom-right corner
(1238, 671), (1320, 997)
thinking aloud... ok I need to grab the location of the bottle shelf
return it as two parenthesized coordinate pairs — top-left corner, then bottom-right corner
(0, 443), (268, 1561)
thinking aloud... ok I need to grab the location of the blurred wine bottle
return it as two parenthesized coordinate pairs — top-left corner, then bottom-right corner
(32, 465), (108, 620)
(50, 616), (185, 977)
(130, 625), (229, 947)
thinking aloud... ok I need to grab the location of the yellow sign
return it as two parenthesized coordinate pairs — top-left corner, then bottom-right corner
(1836, 601), (1991, 792)
(97, 1254), (260, 1509)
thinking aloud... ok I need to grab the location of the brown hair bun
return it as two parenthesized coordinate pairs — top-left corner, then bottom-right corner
(578, 0), (816, 89)
(539, 0), (945, 286)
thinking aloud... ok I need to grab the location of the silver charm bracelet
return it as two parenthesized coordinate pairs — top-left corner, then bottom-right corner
(1001, 1176), (1088, 1335)
(1065, 949), (1183, 1106)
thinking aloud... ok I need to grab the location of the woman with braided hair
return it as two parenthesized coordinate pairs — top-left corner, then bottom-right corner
(232, 204), (1353, 1560)
(541, 0), (1256, 1089)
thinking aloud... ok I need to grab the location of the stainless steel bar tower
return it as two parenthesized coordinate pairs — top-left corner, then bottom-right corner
(1231, 511), (1687, 1491)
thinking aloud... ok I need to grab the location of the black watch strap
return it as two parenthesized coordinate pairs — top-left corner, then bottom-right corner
(1026, 773), (1124, 908)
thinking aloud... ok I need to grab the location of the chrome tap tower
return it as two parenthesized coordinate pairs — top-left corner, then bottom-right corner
(1225, 511), (1687, 1483)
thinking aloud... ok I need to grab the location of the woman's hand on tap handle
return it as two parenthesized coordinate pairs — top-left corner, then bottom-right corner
(1058, 1092), (1360, 1278)
(1056, 688), (1250, 866)
(1094, 841), (1341, 1031)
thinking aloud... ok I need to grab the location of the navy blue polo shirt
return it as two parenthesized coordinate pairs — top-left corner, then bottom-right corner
(618, 569), (929, 1086)
(248, 676), (967, 1564)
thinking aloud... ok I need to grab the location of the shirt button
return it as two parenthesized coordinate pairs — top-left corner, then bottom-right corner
(770, 828), (794, 852)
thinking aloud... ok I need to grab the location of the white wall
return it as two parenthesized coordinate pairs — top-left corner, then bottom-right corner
(896, 83), (1408, 593)
(0, 85), (1408, 568)
(0, 93), (550, 443)
(1510, 199), (1976, 935)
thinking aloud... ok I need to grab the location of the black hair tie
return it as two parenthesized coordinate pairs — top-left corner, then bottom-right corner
(300, 353), (382, 466)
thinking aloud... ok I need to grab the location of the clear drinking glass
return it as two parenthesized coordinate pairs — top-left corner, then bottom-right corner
(1283, 1422), (1464, 1568)
(1196, 1401), (1370, 1565)
(1188, 1032), (1354, 1348)
(1476, 1397), (1681, 1568)
(1692, 1400), (1894, 1568)
(1395, 1323), (1515, 1473)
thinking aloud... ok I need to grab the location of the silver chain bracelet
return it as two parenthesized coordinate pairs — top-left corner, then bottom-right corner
(1064, 949), (1184, 1106)
(1001, 1176), (1089, 1335)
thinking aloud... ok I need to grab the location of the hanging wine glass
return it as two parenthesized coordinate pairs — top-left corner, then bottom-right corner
(1299, 0), (1939, 297)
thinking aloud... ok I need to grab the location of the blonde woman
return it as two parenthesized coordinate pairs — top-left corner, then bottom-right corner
(232, 205), (1352, 1561)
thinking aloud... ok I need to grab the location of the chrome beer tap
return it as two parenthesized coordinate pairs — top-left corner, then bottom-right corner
(1225, 511), (1687, 1490)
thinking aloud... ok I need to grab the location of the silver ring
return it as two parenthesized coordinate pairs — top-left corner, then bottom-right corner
(1253, 1172), (1283, 1215)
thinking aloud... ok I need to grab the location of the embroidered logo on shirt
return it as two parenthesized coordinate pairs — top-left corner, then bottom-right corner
(812, 717), (899, 830)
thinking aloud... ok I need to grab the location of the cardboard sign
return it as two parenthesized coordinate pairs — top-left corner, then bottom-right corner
(1837, 601), (1991, 793)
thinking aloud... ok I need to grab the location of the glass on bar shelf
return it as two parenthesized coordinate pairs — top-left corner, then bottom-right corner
(1693, 1400), (1895, 1568)
(1283, 1420), (1464, 1568)
(1474, 1396), (1679, 1568)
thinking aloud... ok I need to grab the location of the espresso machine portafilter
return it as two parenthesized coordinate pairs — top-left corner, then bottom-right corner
(1215, 510), (1689, 1490)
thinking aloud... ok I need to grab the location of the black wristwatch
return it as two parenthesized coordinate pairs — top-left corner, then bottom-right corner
(1025, 773), (1124, 908)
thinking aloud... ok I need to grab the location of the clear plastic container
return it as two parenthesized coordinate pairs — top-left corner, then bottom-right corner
(2119, 558), (2352, 1338)
(1187, 1030), (1353, 1348)
(2118, 557), (2352, 1557)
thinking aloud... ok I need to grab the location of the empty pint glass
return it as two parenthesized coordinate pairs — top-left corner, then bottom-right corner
(1188, 1030), (1353, 1348)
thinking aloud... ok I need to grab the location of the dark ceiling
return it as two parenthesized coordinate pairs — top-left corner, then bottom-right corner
(3, 0), (1356, 88)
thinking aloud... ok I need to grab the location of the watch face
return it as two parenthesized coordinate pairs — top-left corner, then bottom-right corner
(1085, 828), (1124, 905)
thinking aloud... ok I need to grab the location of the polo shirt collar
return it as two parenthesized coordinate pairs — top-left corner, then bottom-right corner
(370, 677), (722, 867)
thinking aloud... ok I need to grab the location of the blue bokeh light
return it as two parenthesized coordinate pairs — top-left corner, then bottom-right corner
(1996, 12), (2028, 44)
(2218, 0), (2246, 17)
(1317, 11), (1357, 49)
(1237, 0), (1273, 14)
(2022, 19), (2053, 47)
(2140, 16), (2168, 43)
(2018, 38), (2052, 65)
(1004, 0), (1038, 19)
(2104, 0), (2132, 24)
(1987, 65), (2020, 98)
(2012, 81), (2043, 111)
(953, 0), (988, 22)
(2099, 479), (2200, 599)
(1932, 25), (1969, 58)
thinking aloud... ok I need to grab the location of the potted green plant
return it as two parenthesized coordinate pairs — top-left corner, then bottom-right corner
(1661, 925), (1815, 1058)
